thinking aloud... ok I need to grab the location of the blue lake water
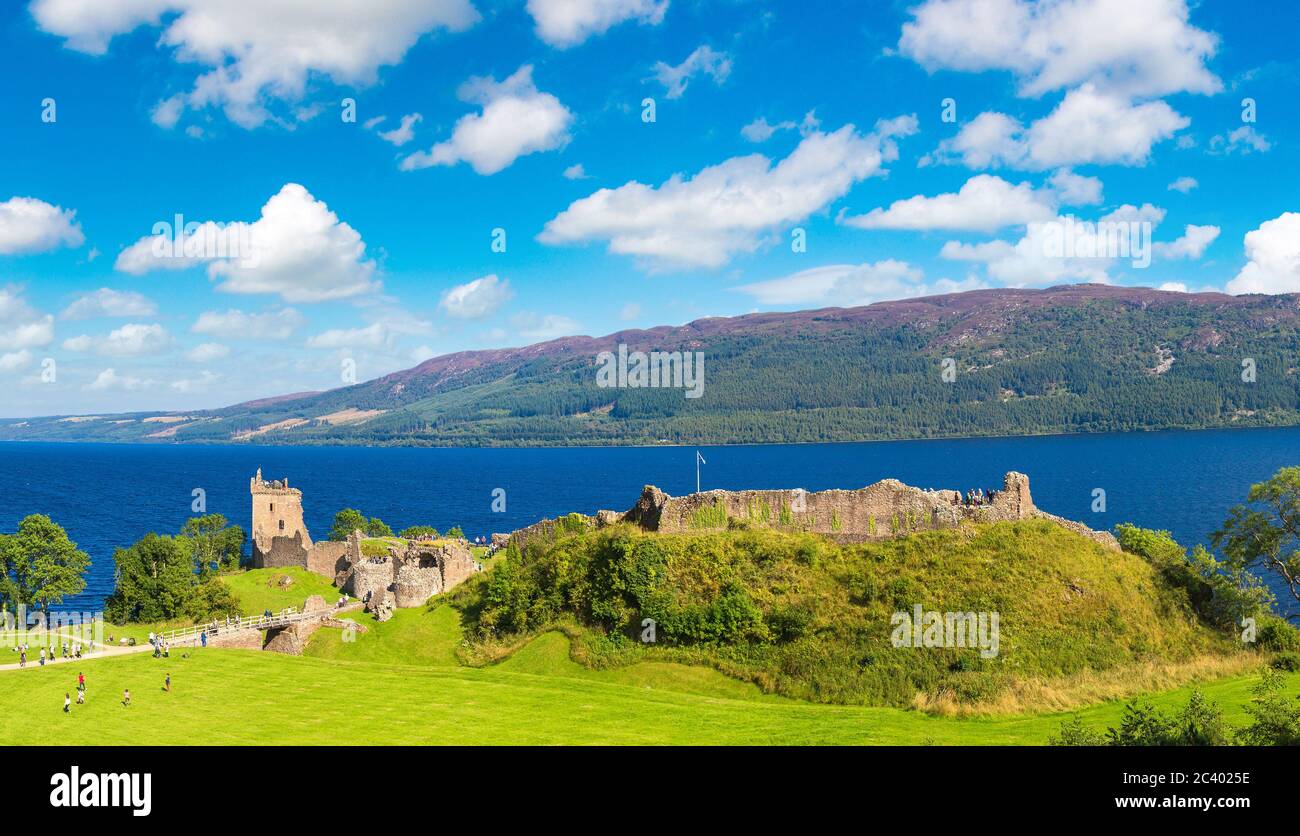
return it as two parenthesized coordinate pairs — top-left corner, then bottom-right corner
(2, 427), (1298, 616)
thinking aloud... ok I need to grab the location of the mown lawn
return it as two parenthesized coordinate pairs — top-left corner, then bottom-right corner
(3, 625), (1294, 745)
(220, 567), (346, 614)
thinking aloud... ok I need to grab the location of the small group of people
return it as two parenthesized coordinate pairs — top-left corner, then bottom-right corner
(61, 671), (89, 714)
(962, 488), (999, 506)
(146, 632), (171, 658)
(14, 637), (91, 668)
(64, 673), (170, 714)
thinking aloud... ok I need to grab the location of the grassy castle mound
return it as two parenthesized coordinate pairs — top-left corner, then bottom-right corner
(446, 518), (1244, 709)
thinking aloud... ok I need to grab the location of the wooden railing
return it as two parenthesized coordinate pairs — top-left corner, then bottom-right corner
(159, 606), (322, 645)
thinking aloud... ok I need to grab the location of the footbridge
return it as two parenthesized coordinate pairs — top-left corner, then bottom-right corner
(161, 598), (364, 654)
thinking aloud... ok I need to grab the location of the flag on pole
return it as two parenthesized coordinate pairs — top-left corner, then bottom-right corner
(697, 451), (706, 465)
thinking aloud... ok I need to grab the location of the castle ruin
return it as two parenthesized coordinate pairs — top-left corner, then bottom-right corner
(249, 470), (479, 611)
(504, 472), (1119, 551)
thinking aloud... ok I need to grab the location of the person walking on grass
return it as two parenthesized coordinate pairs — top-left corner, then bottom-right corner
(122, 688), (131, 707)
(39, 647), (46, 666)
(76, 689), (85, 705)
(164, 673), (170, 693)
(77, 672), (85, 692)
(63, 693), (71, 714)
(19, 649), (25, 668)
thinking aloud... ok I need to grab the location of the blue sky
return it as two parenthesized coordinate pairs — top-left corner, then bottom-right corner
(1, 0), (1297, 417)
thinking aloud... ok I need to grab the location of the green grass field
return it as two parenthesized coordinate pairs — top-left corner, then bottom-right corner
(3, 599), (1294, 745)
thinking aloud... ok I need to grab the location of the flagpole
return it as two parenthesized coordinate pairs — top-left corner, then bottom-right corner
(696, 450), (706, 493)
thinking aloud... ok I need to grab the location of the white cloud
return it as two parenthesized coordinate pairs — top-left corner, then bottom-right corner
(897, 0), (1220, 98)
(400, 65), (572, 175)
(0, 196), (85, 255)
(540, 116), (918, 268)
(171, 370), (220, 393)
(741, 116), (796, 143)
(32, 0), (480, 128)
(1047, 169), (1104, 205)
(61, 288), (157, 320)
(85, 367), (150, 391)
(527, 0), (667, 48)
(378, 113), (422, 146)
(306, 323), (389, 350)
(192, 308), (304, 340)
(619, 302), (641, 321)
(1167, 176), (1199, 193)
(733, 261), (983, 307)
(1154, 224), (1219, 260)
(1209, 126), (1271, 155)
(0, 350), (34, 373)
(0, 287), (55, 350)
(116, 183), (379, 303)
(652, 45), (731, 99)
(563, 163), (589, 180)
(439, 275), (514, 320)
(842, 174), (1056, 232)
(928, 85), (1188, 170)
(186, 342), (230, 362)
(60, 335), (94, 352)
(93, 322), (172, 356)
(1227, 212), (1300, 294)
(511, 312), (580, 341)
(940, 205), (1167, 284)
(1159, 282), (1189, 292)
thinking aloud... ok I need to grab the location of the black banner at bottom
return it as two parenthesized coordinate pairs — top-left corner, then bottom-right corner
(13, 744), (1285, 823)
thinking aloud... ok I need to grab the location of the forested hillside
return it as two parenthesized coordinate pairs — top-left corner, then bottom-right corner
(5, 283), (1300, 446)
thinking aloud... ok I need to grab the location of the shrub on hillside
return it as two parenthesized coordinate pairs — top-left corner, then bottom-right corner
(1269, 651), (1300, 672)
(1115, 524), (1272, 630)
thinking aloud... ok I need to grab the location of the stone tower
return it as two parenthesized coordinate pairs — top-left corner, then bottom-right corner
(250, 468), (313, 567)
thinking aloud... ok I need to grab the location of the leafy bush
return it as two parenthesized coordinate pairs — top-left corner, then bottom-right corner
(1255, 614), (1299, 652)
(1269, 651), (1300, 672)
(1051, 691), (1232, 746)
(1236, 668), (1300, 746)
(1115, 524), (1272, 630)
(398, 525), (440, 539)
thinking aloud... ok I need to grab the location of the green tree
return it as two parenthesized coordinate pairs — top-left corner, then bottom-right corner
(1116, 524), (1273, 628)
(364, 517), (392, 538)
(104, 533), (194, 623)
(329, 508), (367, 541)
(446, 526), (465, 539)
(180, 514), (245, 577)
(1236, 668), (1300, 746)
(182, 578), (241, 623)
(1213, 466), (1300, 616)
(0, 515), (91, 615)
(398, 525), (439, 539)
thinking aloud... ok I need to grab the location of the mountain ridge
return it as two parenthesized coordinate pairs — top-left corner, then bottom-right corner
(7, 283), (1300, 446)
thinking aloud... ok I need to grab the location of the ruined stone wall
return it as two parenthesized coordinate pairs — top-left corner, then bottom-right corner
(206, 628), (264, 650)
(347, 558), (394, 603)
(623, 472), (1037, 541)
(508, 471), (1117, 551)
(306, 541), (348, 579)
(440, 543), (478, 590)
(394, 564), (442, 608)
(251, 530), (310, 569)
